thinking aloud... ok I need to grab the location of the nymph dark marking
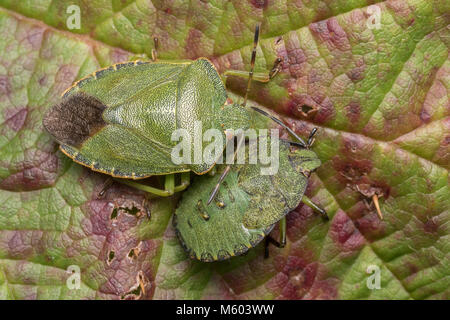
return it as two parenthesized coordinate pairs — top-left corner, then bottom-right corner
(201, 252), (214, 262)
(93, 162), (102, 170)
(233, 244), (248, 256)
(249, 233), (264, 246)
(196, 199), (210, 220)
(74, 152), (91, 165)
(43, 92), (107, 148)
(215, 200), (226, 208)
(217, 249), (231, 260)
(113, 168), (126, 177)
(214, 194), (226, 208)
(173, 217), (189, 252)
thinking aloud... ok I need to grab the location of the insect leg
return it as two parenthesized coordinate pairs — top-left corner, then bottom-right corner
(222, 25), (283, 111)
(221, 24), (261, 99)
(98, 177), (113, 198)
(164, 174), (175, 195)
(222, 70), (270, 83)
(225, 24), (307, 148)
(223, 58), (282, 83)
(143, 197), (151, 220)
(174, 172), (191, 192)
(301, 195), (329, 220)
(264, 217), (287, 258)
(279, 217), (287, 247)
(115, 177), (175, 197)
(222, 25), (283, 87)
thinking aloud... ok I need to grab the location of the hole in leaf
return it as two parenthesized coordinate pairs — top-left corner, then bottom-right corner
(107, 250), (115, 264)
(121, 285), (141, 300)
(128, 249), (136, 259)
(110, 208), (118, 220)
(111, 206), (142, 219)
(128, 245), (141, 259)
(120, 271), (147, 300)
(300, 104), (313, 113)
(120, 206), (140, 216)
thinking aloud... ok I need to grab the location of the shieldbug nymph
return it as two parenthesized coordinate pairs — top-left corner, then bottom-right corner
(173, 131), (329, 262)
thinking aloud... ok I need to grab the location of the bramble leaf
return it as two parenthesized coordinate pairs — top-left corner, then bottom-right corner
(0, 0), (448, 299)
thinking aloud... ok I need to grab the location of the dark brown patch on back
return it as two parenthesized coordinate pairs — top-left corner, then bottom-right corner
(43, 92), (107, 148)
(201, 252), (214, 262)
(217, 249), (231, 260)
(234, 243), (248, 256)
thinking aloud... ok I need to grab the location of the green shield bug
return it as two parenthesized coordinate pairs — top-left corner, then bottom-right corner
(173, 131), (329, 262)
(42, 25), (290, 199)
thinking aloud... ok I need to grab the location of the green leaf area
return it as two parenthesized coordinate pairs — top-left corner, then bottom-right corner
(0, 0), (448, 299)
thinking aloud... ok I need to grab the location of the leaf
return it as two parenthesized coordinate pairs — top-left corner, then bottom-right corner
(0, 0), (448, 299)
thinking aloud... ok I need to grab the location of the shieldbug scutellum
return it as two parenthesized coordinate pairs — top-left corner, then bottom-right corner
(174, 131), (328, 262)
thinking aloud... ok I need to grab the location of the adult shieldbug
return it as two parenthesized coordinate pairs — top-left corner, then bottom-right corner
(42, 25), (287, 199)
(173, 131), (328, 262)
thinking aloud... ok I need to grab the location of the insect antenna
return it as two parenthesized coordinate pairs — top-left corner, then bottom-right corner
(242, 24), (260, 107)
(207, 166), (231, 205)
(250, 107), (308, 148)
(98, 177), (113, 198)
